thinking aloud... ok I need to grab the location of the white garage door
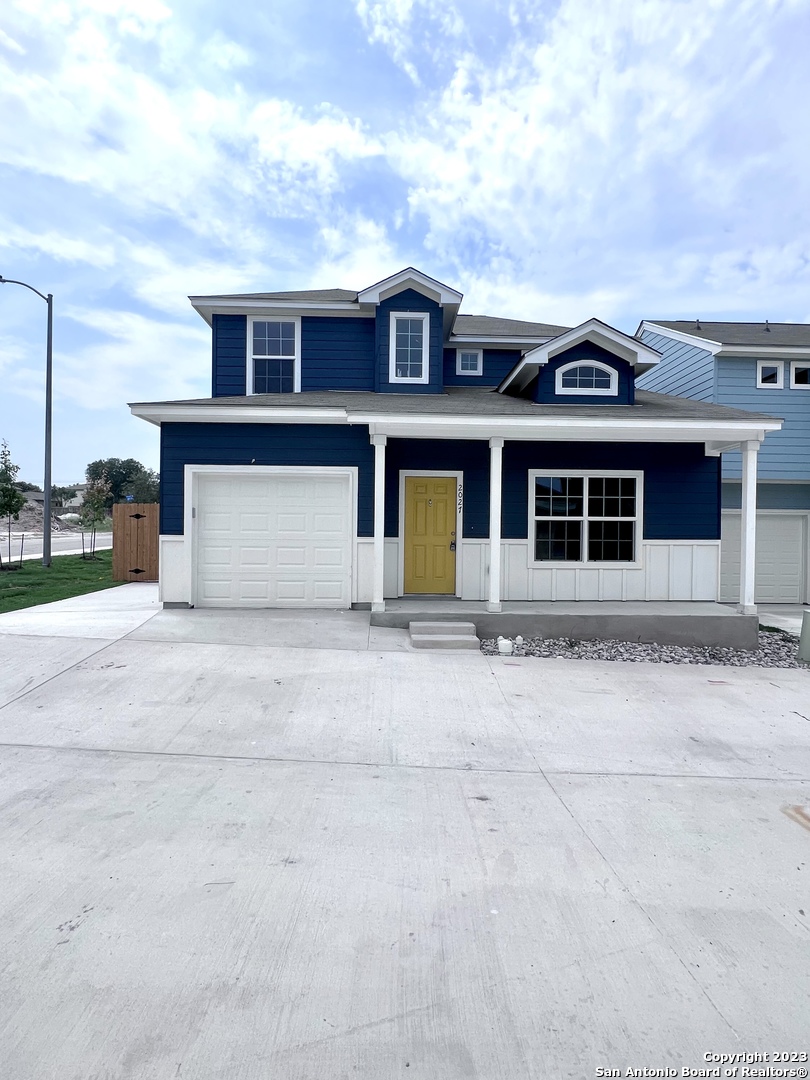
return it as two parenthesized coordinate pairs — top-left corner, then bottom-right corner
(194, 472), (352, 608)
(720, 512), (807, 604)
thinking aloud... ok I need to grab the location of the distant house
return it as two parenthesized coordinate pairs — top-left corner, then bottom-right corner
(636, 321), (809, 605)
(129, 269), (779, 624)
(62, 484), (88, 508)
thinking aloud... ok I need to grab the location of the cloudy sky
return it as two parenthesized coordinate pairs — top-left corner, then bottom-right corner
(1, 0), (808, 484)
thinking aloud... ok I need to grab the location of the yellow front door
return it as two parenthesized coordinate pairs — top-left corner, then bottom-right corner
(404, 476), (457, 594)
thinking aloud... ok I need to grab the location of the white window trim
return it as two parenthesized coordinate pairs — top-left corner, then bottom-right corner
(756, 359), (784, 389)
(789, 360), (810, 389)
(528, 469), (643, 569)
(247, 316), (301, 395)
(456, 348), (483, 376)
(388, 311), (430, 385)
(555, 359), (618, 396)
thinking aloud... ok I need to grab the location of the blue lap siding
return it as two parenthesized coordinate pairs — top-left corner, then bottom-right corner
(375, 289), (444, 394)
(722, 481), (810, 510)
(502, 442), (720, 540)
(212, 315), (247, 397)
(532, 344), (635, 405)
(301, 316), (375, 391)
(384, 439), (490, 538)
(636, 330), (715, 401)
(160, 425), (719, 543)
(715, 357), (809, 481)
(159, 423), (374, 536)
(381, 439), (720, 541)
(443, 348), (521, 387)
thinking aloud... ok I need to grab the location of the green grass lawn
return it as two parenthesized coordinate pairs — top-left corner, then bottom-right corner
(0, 549), (124, 614)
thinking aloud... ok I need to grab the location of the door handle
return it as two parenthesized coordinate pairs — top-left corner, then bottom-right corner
(449, 541), (456, 551)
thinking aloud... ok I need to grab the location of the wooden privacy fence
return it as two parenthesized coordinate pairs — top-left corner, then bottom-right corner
(112, 503), (159, 582)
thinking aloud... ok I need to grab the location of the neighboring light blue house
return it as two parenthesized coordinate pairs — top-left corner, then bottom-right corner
(636, 321), (809, 605)
(130, 269), (779, 622)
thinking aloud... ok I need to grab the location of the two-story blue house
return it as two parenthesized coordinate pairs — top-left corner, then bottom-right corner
(130, 269), (779, 634)
(637, 321), (808, 606)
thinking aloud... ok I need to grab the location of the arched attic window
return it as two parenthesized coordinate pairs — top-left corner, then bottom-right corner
(555, 359), (618, 396)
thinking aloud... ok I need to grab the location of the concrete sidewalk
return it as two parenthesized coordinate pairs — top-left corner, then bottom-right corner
(758, 604), (810, 636)
(0, 589), (808, 1079)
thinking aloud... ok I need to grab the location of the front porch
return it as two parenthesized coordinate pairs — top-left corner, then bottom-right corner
(368, 432), (766, 620)
(369, 599), (759, 650)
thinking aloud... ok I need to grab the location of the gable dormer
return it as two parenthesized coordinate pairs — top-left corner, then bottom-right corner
(356, 268), (462, 395)
(498, 318), (661, 405)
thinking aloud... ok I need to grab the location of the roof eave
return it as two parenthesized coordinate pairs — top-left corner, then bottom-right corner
(188, 297), (364, 326)
(129, 400), (782, 445)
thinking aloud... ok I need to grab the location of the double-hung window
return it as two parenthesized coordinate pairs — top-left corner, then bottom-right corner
(530, 471), (642, 565)
(249, 317), (300, 394)
(389, 312), (430, 385)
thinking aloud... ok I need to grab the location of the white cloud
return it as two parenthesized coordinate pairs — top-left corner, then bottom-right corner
(0, 27), (26, 54)
(354, 0), (466, 83)
(0, 225), (116, 269)
(248, 101), (382, 192)
(56, 308), (210, 409)
(376, 0), (810, 321)
(0, 2), (382, 250)
(310, 213), (400, 290)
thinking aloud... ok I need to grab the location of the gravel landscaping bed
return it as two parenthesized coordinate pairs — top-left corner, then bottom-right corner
(481, 629), (804, 667)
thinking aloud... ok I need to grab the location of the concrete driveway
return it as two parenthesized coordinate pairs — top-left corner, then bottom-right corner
(1, 585), (809, 1079)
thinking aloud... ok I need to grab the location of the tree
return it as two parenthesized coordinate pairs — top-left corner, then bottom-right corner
(14, 481), (42, 492)
(122, 468), (159, 503)
(51, 485), (78, 507)
(86, 458), (158, 506)
(0, 441), (27, 571)
(80, 472), (112, 559)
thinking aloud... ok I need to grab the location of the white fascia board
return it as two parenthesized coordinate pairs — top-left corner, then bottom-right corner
(357, 267), (462, 306)
(536, 320), (662, 365)
(449, 335), (553, 346)
(498, 318), (662, 393)
(718, 344), (810, 358)
(353, 412), (782, 443)
(129, 404), (349, 427)
(638, 322), (723, 352)
(189, 298), (364, 326)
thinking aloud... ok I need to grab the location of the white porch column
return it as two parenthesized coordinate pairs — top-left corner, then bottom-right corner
(488, 437), (504, 612)
(371, 434), (387, 612)
(739, 439), (759, 615)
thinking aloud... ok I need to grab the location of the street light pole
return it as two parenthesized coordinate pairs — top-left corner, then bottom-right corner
(0, 275), (54, 567)
(44, 292), (53, 567)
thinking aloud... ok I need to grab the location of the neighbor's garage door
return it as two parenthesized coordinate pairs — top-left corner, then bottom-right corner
(720, 511), (807, 603)
(194, 472), (352, 607)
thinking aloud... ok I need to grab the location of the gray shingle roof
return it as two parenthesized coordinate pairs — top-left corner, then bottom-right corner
(192, 288), (359, 302)
(649, 320), (810, 347)
(451, 315), (571, 338)
(131, 387), (779, 423)
(189, 291), (568, 340)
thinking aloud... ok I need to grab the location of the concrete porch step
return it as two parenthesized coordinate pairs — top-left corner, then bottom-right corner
(409, 621), (478, 637)
(409, 621), (481, 650)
